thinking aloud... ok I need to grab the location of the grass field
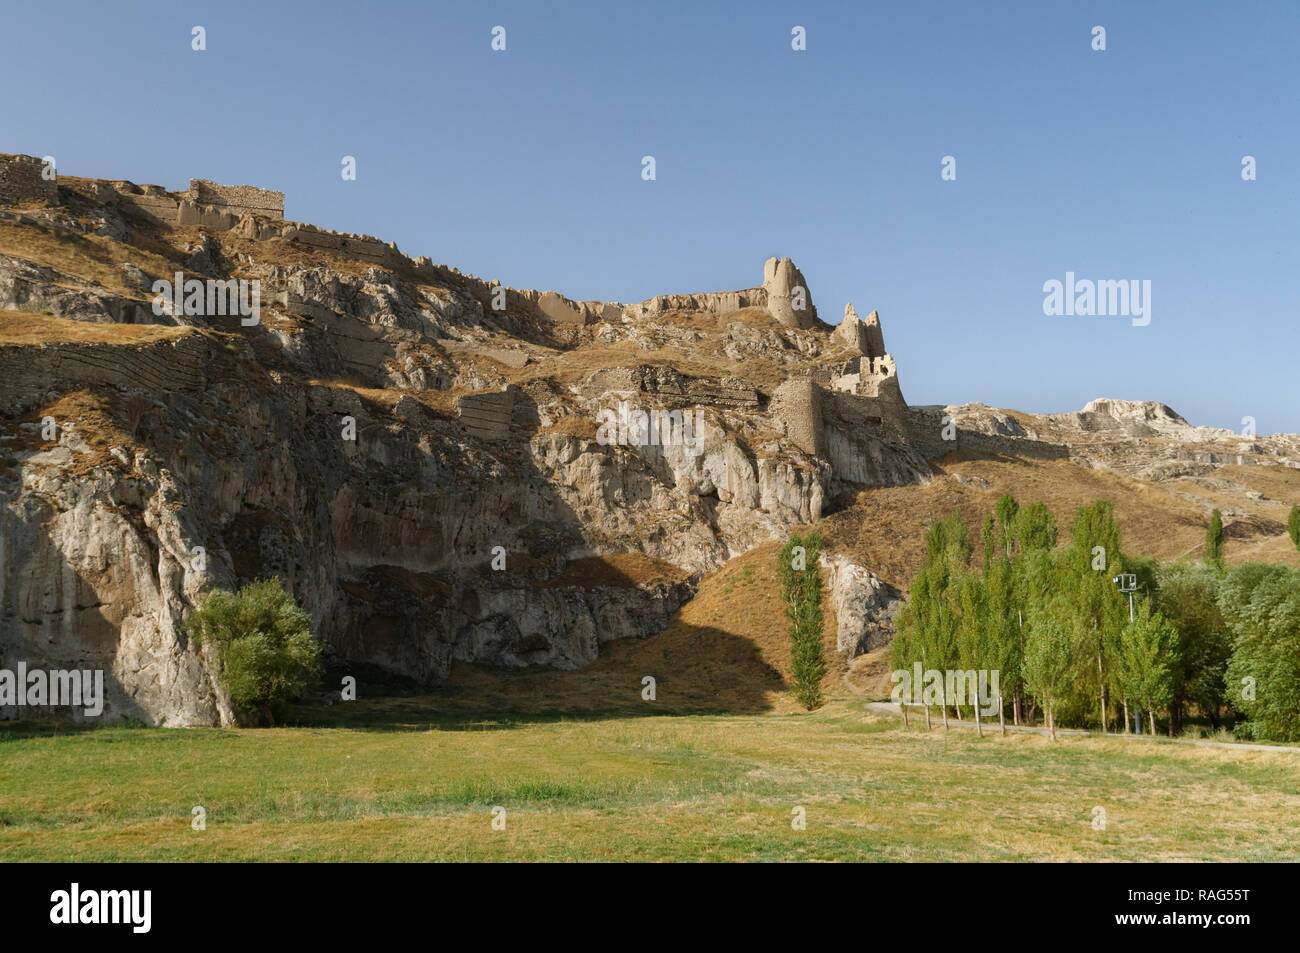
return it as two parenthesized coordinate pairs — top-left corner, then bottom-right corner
(2, 698), (1298, 862)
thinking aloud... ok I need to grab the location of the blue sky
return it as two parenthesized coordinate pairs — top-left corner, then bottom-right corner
(4, 0), (1297, 431)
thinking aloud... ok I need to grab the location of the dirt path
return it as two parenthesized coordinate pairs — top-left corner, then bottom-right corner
(861, 698), (1300, 752)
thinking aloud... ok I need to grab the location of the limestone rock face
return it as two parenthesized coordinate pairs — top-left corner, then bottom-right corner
(821, 554), (905, 658)
(1, 445), (236, 726)
(763, 257), (817, 329)
(1059, 399), (1196, 437)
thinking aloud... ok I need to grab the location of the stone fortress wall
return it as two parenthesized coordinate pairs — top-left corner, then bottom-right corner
(769, 378), (825, 456)
(2, 151), (922, 468)
(0, 154), (58, 206)
(622, 256), (819, 331)
(0, 333), (209, 411)
(1, 155), (833, 339)
(185, 180), (284, 218)
(455, 387), (516, 442)
(64, 175), (285, 232)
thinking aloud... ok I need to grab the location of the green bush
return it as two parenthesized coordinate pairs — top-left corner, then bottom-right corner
(185, 578), (323, 726)
(1219, 563), (1300, 742)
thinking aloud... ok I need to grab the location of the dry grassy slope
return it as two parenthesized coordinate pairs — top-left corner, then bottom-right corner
(0, 310), (192, 345)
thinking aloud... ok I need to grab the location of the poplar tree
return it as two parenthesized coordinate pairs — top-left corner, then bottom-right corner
(778, 531), (827, 710)
(1205, 509), (1225, 570)
(893, 512), (971, 726)
(1022, 598), (1077, 740)
(1064, 501), (1127, 731)
(1115, 606), (1178, 736)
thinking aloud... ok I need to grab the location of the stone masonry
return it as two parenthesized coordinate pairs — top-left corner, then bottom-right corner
(184, 180), (284, 219)
(0, 154), (58, 206)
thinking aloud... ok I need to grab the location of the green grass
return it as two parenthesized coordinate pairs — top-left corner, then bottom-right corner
(1, 699), (1298, 861)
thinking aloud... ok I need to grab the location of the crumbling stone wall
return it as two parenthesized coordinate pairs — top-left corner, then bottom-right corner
(832, 303), (885, 358)
(579, 366), (760, 411)
(770, 378), (824, 456)
(456, 387), (516, 441)
(832, 354), (902, 401)
(763, 256), (818, 329)
(0, 154), (58, 206)
(0, 334), (209, 411)
(623, 288), (767, 320)
(906, 406), (1069, 463)
(622, 256), (818, 329)
(93, 179), (279, 230)
(184, 180), (284, 219)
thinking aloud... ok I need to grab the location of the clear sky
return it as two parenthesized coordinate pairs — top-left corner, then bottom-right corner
(4, 1), (1297, 431)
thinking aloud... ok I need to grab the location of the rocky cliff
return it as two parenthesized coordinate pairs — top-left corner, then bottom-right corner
(0, 161), (934, 724)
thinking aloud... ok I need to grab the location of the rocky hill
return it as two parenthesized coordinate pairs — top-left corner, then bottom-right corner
(1, 153), (1297, 725)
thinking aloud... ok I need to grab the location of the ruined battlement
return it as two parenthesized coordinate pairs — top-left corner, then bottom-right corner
(827, 304), (905, 403)
(770, 378), (825, 456)
(184, 179), (284, 219)
(623, 256), (818, 330)
(0, 154), (58, 206)
(0, 155), (284, 227)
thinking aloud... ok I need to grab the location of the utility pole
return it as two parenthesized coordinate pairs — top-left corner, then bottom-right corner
(1113, 573), (1137, 622)
(1114, 572), (1139, 733)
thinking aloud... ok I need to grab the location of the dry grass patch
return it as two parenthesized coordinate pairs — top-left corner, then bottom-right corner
(0, 311), (191, 346)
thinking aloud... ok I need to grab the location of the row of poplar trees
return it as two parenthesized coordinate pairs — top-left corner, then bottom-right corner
(891, 496), (1226, 739)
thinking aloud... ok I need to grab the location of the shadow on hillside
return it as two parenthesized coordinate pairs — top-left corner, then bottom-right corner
(929, 446), (1037, 472)
(290, 618), (787, 731)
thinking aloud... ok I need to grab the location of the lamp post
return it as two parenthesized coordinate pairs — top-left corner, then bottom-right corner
(1113, 573), (1138, 622)
(1113, 573), (1140, 734)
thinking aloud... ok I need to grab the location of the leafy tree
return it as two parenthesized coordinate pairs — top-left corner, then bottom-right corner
(1288, 505), (1300, 551)
(1022, 597), (1077, 740)
(954, 568), (989, 721)
(892, 512), (972, 725)
(1013, 501), (1057, 554)
(1114, 606), (1179, 735)
(1063, 501), (1128, 731)
(1006, 500), (1057, 723)
(1155, 562), (1230, 731)
(1220, 563), (1300, 742)
(185, 578), (323, 726)
(982, 552), (1019, 723)
(994, 494), (1019, 558)
(778, 532), (827, 710)
(1205, 509), (1225, 570)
